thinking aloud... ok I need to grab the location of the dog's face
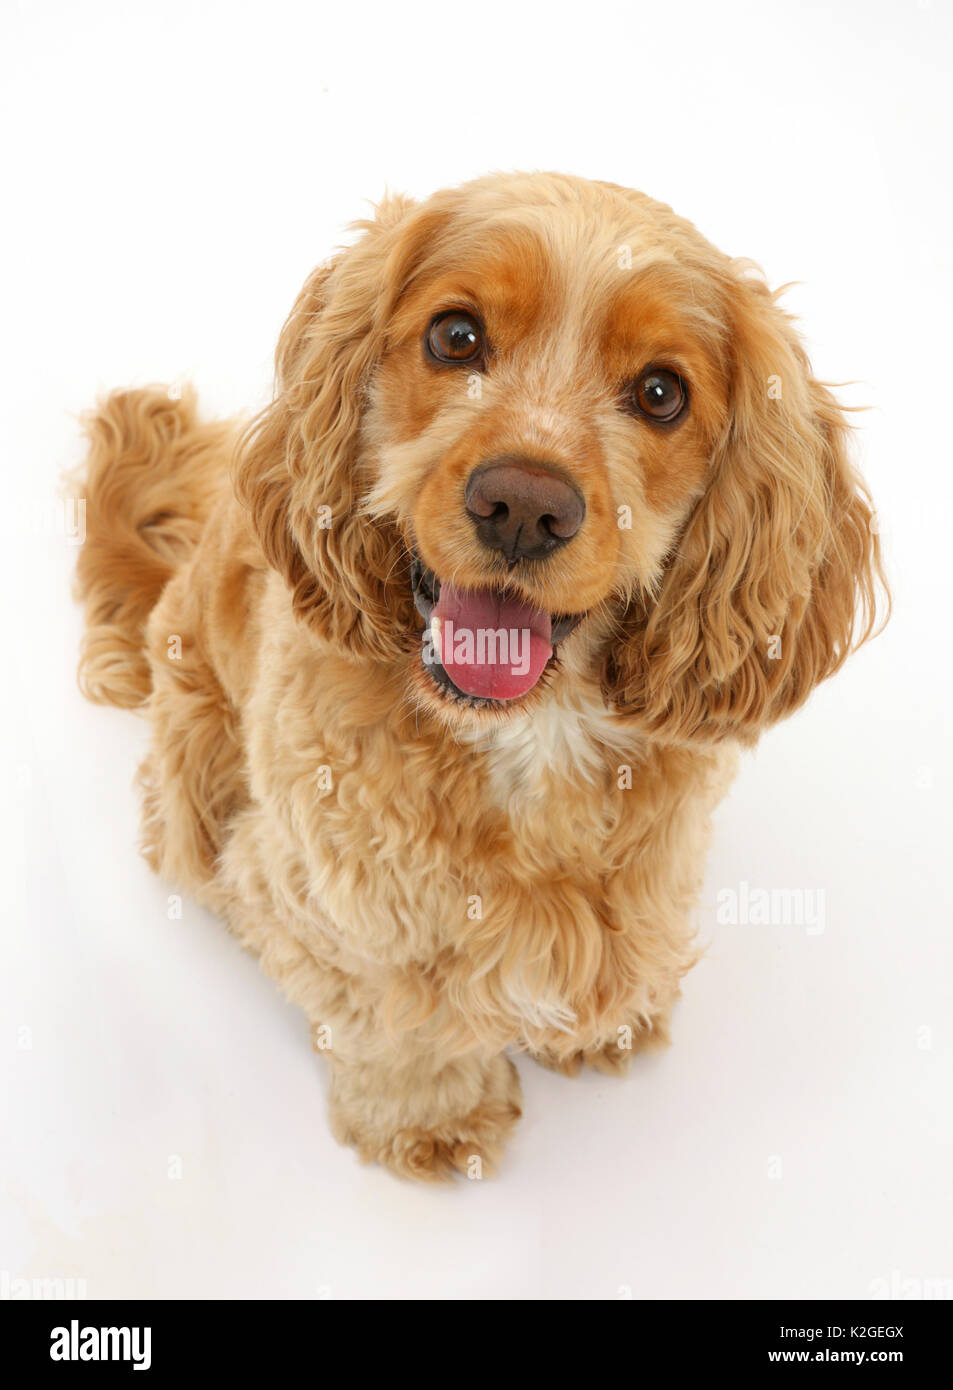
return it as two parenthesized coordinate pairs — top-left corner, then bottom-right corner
(364, 197), (730, 718)
(237, 173), (883, 743)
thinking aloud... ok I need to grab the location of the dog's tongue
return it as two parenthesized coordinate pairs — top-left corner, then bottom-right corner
(431, 585), (552, 701)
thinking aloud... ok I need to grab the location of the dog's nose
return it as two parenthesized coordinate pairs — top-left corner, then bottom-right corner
(464, 459), (585, 561)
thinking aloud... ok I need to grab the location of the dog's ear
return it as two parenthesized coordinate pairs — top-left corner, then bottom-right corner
(603, 269), (887, 744)
(235, 194), (445, 660)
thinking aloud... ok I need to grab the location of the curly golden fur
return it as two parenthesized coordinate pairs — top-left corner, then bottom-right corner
(73, 172), (886, 1180)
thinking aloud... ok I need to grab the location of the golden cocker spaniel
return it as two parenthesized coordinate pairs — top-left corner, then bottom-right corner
(74, 172), (886, 1179)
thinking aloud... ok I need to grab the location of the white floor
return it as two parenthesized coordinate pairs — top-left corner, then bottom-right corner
(2, 0), (951, 1300)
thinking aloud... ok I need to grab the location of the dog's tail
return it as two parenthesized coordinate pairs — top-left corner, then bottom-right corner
(72, 385), (233, 709)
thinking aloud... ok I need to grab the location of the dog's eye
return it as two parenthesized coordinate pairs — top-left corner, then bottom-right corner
(630, 368), (688, 424)
(426, 311), (484, 365)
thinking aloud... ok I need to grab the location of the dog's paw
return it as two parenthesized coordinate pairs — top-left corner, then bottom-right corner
(528, 1014), (671, 1078)
(371, 1093), (522, 1182)
(329, 1053), (522, 1182)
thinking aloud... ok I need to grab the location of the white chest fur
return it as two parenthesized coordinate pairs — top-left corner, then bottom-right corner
(462, 686), (640, 809)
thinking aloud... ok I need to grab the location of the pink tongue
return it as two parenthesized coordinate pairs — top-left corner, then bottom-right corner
(431, 584), (552, 701)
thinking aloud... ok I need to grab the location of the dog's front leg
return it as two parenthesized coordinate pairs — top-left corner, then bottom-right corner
(219, 823), (521, 1180)
(323, 1039), (522, 1182)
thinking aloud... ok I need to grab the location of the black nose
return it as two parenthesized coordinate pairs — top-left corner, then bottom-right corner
(464, 458), (585, 562)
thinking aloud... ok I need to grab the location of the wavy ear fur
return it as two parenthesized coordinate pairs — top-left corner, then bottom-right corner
(235, 195), (443, 660)
(604, 269), (887, 744)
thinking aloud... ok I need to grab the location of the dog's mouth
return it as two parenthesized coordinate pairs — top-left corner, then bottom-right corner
(411, 556), (585, 708)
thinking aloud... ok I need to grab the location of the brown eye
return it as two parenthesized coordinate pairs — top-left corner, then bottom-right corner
(426, 311), (484, 365)
(631, 368), (688, 423)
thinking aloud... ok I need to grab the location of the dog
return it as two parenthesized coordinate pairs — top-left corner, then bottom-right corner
(73, 172), (886, 1180)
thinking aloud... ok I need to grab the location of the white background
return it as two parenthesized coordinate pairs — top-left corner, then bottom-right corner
(1, 0), (951, 1300)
